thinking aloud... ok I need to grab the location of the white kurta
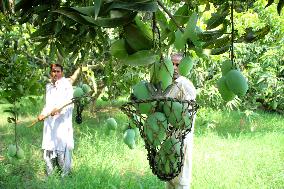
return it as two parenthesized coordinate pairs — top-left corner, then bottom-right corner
(41, 77), (74, 151)
(165, 76), (197, 189)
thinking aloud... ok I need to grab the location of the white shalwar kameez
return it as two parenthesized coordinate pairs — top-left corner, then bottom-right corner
(165, 76), (197, 189)
(40, 77), (74, 176)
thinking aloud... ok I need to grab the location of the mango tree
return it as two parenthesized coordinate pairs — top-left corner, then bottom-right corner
(0, 14), (42, 159)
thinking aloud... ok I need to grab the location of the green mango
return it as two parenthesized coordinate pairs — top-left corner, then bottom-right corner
(144, 112), (168, 147)
(225, 70), (248, 97)
(106, 118), (117, 130)
(217, 76), (236, 101)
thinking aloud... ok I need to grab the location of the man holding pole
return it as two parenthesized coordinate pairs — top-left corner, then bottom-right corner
(37, 63), (74, 177)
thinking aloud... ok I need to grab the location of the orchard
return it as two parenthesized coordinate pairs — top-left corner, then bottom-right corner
(0, 0), (283, 188)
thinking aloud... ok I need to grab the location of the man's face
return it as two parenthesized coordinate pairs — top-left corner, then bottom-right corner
(171, 55), (182, 80)
(50, 66), (63, 83)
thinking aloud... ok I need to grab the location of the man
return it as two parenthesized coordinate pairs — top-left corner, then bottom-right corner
(165, 53), (197, 189)
(38, 63), (74, 177)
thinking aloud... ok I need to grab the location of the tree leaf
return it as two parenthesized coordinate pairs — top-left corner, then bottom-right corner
(14, 0), (32, 12)
(54, 8), (95, 26)
(94, 0), (102, 19)
(197, 28), (226, 41)
(105, 1), (158, 13)
(236, 26), (270, 43)
(81, 12), (137, 27)
(277, 0), (284, 15)
(122, 50), (159, 66)
(202, 35), (231, 49)
(206, 3), (229, 30)
(183, 12), (200, 47)
(265, 0), (274, 8)
(30, 22), (54, 38)
(71, 6), (96, 17)
(169, 4), (189, 29)
(34, 39), (48, 54)
(210, 45), (230, 55)
(49, 42), (56, 59)
(55, 41), (67, 58)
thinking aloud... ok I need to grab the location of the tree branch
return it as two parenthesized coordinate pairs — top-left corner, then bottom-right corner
(24, 52), (47, 65)
(157, 0), (184, 33)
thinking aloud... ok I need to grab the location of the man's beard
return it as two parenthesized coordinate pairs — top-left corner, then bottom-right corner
(51, 76), (57, 84)
(173, 71), (179, 80)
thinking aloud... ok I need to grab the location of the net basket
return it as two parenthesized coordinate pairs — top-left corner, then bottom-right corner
(121, 97), (198, 181)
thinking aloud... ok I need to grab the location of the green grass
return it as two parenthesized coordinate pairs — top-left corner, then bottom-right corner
(0, 98), (283, 189)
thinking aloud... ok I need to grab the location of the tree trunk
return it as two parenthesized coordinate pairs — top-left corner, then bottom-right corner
(90, 81), (106, 114)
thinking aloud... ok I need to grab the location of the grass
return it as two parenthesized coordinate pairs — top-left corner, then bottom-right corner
(0, 97), (283, 189)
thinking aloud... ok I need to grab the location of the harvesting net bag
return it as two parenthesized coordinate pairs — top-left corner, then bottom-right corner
(121, 97), (198, 181)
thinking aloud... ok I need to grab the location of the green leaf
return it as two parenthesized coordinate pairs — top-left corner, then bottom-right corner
(265, 0), (274, 8)
(14, 0), (32, 12)
(54, 21), (63, 35)
(183, 12), (200, 47)
(122, 50), (159, 66)
(105, 1), (158, 12)
(237, 26), (270, 43)
(169, 4), (189, 29)
(49, 42), (56, 59)
(197, 24), (227, 42)
(174, 30), (186, 50)
(30, 22), (54, 38)
(94, 0), (102, 19)
(34, 39), (48, 54)
(277, 0), (284, 15)
(210, 45), (230, 55)
(82, 12), (137, 27)
(33, 4), (50, 13)
(54, 8), (95, 26)
(206, 3), (229, 30)
(55, 41), (66, 58)
(202, 35), (231, 49)
(71, 6), (96, 17)
(55, 8), (137, 27)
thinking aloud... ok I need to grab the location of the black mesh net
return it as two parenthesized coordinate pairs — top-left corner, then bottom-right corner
(121, 97), (198, 181)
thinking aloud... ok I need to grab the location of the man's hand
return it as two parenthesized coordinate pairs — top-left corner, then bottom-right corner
(37, 115), (45, 121)
(50, 108), (60, 116)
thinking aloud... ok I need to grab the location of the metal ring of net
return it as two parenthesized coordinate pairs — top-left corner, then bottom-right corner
(121, 97), (198, 181)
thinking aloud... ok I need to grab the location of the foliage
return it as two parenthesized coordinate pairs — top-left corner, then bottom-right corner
(0, 12), (43, 152)
(5, 0), (282, 60)
(1, 0), (284, 110)
(234, 0), (284, 112)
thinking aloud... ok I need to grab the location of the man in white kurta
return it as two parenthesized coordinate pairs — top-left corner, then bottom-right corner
(165, 54), (197, 189)
(38, 64), (74, 177)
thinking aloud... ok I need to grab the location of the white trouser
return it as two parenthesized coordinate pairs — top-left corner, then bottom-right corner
(43, 148), (72, 177)
(166, 117), (195, 189)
